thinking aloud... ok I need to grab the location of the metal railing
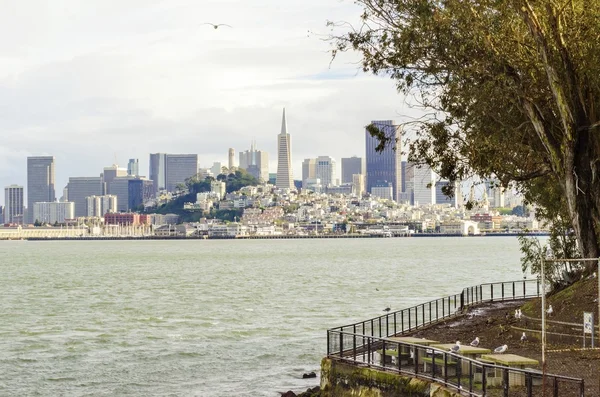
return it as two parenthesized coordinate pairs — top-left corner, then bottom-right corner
(329, 280), (540, 339)
(327, 279), (585, 396)
(328, 334), (584, 397)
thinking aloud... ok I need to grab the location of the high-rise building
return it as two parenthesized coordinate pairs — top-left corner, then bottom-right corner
(149, 153), (166, 196)
(353, 174), (366, 196)
(128, 178), (154, 211)
(127, 159), (139, 177)
(341, 156), (364, 184)
(228, 148), (235, 170)
(412, 163), (435, 206)
(302, 159), (316, 189)
(165, 154), (198, 192)
(108, 177), (133, 212)
(435, 180), (461, 207)
(4, 185), (24, 225)
(27, 156), (55, 223)
(371, 181), (394, 201)
(239, 141), (269, 182)
(365, 120), (401, 201)
(86, 195), (118, 217)
(211, 162), (222, 177)
(67, 177), (104, 217)
(276, 108), (294, 190)
(33, 202), (74, 224)
(315, 156), (336, 187)
(102, 164), (127, 194)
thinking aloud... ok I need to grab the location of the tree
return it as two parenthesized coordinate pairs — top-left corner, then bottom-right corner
(329, 0), (600, 268)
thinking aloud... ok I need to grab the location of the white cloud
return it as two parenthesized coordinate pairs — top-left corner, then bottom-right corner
(0, 0), (419, 205)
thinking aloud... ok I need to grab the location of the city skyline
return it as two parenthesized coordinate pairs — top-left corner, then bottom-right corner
(0, 1), (422, 204)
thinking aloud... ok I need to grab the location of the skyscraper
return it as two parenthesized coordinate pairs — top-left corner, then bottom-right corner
(67, 177), (103, 217)
(341, 156), (364, 184)
(365, 120), (401, 201)
(276, 108), (294, 190)
(412, 163), (435, 206)
(102, 164), (127, 194)
(165, 154), (198, 192)
(149, 153), (166, 196)
(239, 141), (269, 182)
(127, 159), (139, 177)
(302, 158), (316, 189)
(315, 156), (336, 187)
(4, 185), (24, 225)
(27, 156), (55, 223)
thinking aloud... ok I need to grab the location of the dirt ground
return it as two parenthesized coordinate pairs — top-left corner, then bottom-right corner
(409, 300), (600, 396)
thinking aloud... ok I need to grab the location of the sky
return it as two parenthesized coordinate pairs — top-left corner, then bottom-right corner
(0, 0), (422, 205)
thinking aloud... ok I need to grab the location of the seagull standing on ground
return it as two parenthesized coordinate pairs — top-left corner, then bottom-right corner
(469, 337), (480, 347)
(494, 344), (508, 354)
(450, 341), (461, 353)
(520, 332), (527, 343)
(201, 23), (232, 29)
(547, 305), (553, 316)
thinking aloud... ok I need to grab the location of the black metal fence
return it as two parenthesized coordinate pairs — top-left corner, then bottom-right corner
(327, 279), (585, 396)
(328, 334), (584, 397)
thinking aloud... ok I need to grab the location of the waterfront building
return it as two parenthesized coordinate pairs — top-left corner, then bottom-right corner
(341, 156), (364, 184)
(104, 212), (140, 226)
(127, 159), (139, 176)
(315, 156), (336, 188)
(67, 177), (103, 217)
(33, 202), (74, 224)
(239, 141), (269, 182)
(4, 185), (24, 225)
(276, 108), (294, 190)
(165, 154), (199, 192)
(228, 148), (236, 170)
(149, 153), (166, 196)
(302, 159), (316, 189)
(365, 120), (401, 201)
(101, 164), (128, 194)
(86, 195), (118, 217)
(27, 156), (55, 224)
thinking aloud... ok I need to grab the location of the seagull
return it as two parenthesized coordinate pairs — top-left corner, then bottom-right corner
(469, 337), (480, 347)
(547, 305), (553, 316)
(410, 349), (415, 360)
(201, 23), (232, 30)
(450, 341), (461, 353)
(520, 332), (527, 343)
(494, 344), (508, 354)
(383, 307), (391, 312)
(376, 288), (379, 291)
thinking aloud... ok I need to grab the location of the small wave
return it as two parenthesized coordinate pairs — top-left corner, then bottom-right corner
(47, 377), (77, 382)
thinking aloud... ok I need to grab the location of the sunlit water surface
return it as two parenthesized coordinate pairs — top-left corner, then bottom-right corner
(0, 237), (527, 396)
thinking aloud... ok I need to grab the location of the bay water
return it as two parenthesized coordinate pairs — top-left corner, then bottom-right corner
(0, 237), (527, 396)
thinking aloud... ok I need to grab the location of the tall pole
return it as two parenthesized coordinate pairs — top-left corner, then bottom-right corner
(541, 254), (546, 397)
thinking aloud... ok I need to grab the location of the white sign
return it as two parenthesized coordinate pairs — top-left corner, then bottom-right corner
(584, 312), (594, 334)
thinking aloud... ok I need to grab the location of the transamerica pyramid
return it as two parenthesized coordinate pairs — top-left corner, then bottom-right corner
(276, 108), (294, 189)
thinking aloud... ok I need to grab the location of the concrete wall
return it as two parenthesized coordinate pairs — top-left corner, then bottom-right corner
(320, 358), (461, 397)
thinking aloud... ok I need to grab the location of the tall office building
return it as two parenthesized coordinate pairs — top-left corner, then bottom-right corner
(315, 156), (336, 187)
(33, 202), (74, 224)
(228, 148), (236, 170)
(149, 153), (166, 196)
(102, 164), (127, 194)
(412, 163), (435, 206)
(4, 185), (24, 225)
(86, 195), (118, 217)
(128, 178), (154, 211)
(353, 174), (366, 196)
(27, 156), (55, 223)
(276, 108), (294, 190)
(165, 154), (198, 192)
(239, 141), (269, 182)
(127, 159), (139, 177)
(67, 177), (104, 217)
(211, 162), (222, 177)
(365, 120), (401, 201)
(341, 156), (364, 184)
(302, 158), (316, 189)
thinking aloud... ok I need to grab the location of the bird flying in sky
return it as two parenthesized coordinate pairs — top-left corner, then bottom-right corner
(202, 23), (232, 30)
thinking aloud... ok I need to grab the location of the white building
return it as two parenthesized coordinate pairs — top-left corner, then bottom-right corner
(411, 163), (436, 206)
(211, 181), (226, 199)
(4, 185), (24, 225)
(239, 141), (269, 182)
(371, 182), (393, 201)
(33, 202), (75, 224)
(276, 108), (294, 190)
(315, 156), (336, 188)
(86, 195), (118, 217)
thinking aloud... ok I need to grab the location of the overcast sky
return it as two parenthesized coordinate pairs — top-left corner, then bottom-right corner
(0, 0), (422, 205)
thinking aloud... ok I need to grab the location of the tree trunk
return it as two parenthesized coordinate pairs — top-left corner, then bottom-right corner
(564, 138), (600, 270)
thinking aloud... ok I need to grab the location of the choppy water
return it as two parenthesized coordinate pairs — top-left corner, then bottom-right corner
(0, 237), (527, 396)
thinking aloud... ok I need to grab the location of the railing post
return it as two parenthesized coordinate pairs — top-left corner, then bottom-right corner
(512, 281), (515, 299)
(523, 280), (526, 297)
(408, 308), (412, 330)
(339, 332), (344, 359)
(526, 373), (533, 397)
(436, 300), (439, 320)
(442, 353), (447, 383)
(393, 312), (397, 335)
(503, 368), (509, 397)
(353, 328), (357, 360)
(401, 310), (404, 334)
(482, 364), (487, 396)
(502, 283), (505, 301)
(422, 304), (425, 326)
(414, 347), (419, 374)
(553, 377), (559, 397)
(367, 337), (371, 365)
(491, 284), (494, 302)
(327, 331), (330, 356)
(469, 361), (473, 393)
(460, 291), (465, 311)
(397, 342), (402, 372)
(580, 379), (585, 397)
(429, 301), (432, 324)
(382, 340), (386, 367)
